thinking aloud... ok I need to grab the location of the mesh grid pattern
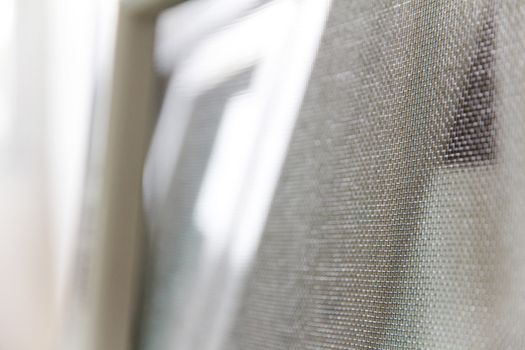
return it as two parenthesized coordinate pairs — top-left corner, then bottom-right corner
(225, 0), (525, 349)
(141, 0), (525, 349)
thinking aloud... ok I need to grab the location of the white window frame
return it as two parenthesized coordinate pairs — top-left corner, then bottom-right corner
(81, 1), (183, 350)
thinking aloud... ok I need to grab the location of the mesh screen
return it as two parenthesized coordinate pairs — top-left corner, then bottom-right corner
(141, 0), (525, 349)
(226, 0), (525, 349)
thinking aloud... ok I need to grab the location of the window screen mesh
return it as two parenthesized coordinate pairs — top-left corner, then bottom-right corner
(141, 0), (525, 349)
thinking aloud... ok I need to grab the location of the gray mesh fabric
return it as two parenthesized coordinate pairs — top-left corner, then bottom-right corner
(142, 0), (525, 349)
(226, 0), (525, 349)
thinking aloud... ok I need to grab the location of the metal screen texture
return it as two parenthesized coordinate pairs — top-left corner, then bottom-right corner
(140, 1), (525, 349)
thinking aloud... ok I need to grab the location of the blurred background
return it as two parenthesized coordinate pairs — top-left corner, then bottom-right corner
(0, 0), (329, 348)
(0, 0), (117, 348)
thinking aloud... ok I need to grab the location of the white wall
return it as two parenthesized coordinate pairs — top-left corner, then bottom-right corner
(0, 0), (114, 348)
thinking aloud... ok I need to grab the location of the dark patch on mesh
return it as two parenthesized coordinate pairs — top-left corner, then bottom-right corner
(444, 7), (497, 165)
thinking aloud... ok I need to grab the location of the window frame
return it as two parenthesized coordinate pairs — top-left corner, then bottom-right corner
(81, 1), (184, 350)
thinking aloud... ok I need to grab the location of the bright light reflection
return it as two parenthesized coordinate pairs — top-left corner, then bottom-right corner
(0, 0), (14, 152)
